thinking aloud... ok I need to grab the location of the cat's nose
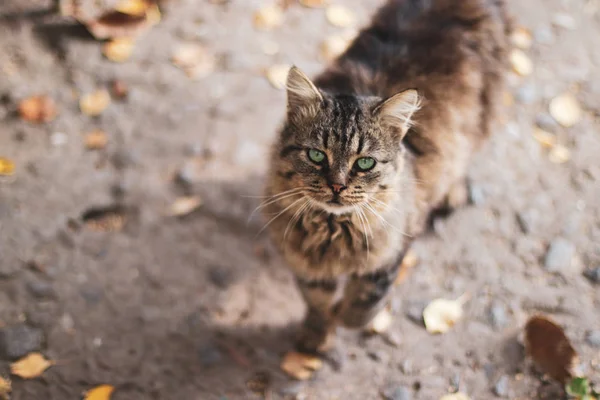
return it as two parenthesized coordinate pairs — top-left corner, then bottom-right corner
(330, 183), (347, 194)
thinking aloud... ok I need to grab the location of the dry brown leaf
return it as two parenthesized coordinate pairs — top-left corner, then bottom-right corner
(84, 12), (150, 39)
(111, 80), (129, 99)
(80, 90), (111, 116)
(369, 308), (393, 334)
(18, 95), (58, 123)
(85, 130), (109, 150)
(10, 353), (54, 379)
(280, 351), (323, 380)
(423, 294), (468, 334)
(525, 315), (579, 384)
(549, 93), (581, 127)
(0, 376), (11, 400)
(266, 64), (291, 90)
(83, 207), (127, 232)
(548, 144), (571, 164)
(440, 394), (471, 400)
(395, 248), (419, 286)
(532, 127), (556, 148)
(0, 158), (15, 176)
(167, 196), (202, 217)
(299, 0), (327, 8)
(172, 44), (216, 79)
(510, 49), (533, 76)
(84, 384), (115, 400)
(253, 5), (284, 31)
(103, 38), (135, 62)
(115, 0), (150, 16)
(511, 27), (533, 49)
(326, 5), (356, 28)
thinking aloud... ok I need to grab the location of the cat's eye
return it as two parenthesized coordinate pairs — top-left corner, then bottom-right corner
(355, 157), (376, 171)
(308, 149), (326, 164)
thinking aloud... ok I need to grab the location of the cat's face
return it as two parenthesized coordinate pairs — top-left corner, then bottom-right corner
(273, 67), (420, 215)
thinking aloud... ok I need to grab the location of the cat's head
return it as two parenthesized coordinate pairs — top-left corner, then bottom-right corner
(272, 66), (420, 215)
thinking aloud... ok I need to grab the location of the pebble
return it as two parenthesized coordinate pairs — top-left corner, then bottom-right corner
(368, 350), (385, 362)
(112, 149), (139, 169)
(279, 381), (306, 397)
(197, 343), (223, 367)
(400, 359), (413, 375)
(469, 184), (485, 206)
(382, 385), (412, 400)
(544, 238), (576, 273)
(405, 301), (426, 326)
(493, 375), (510, 397)
(535, 113), (559, 133)
(80, 286), (104, 305)
(516, 209), (538, 234)
(50, 132), (68, 147)
(0, 324), (44, 359)
(585, 330), (600, 348)
(488, 302), (508, 329)
(534, 27), (554, 45)
(516, 83), (537, 105)
(583, 267), (600, 284)
(26, 280), (56, 299)
(207, 266), (234, 289)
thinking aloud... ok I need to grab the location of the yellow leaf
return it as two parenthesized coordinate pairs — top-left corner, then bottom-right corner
(172, 43), (216, 80)
(265, 64), (291, 90)
(549, 144), (571, 164)
(368, 307), (393, 334)
(280, 351), (323, 380)
(549, 93), (582, 127)
(0, 158), (15, 176)
(10, 353), (54, 379)
(253, 5), (284, 31)
(0, 376), (11, 399)
(103, 38), (135, 62)
(167, 196), (203, 217)
(320, 30), (357, 61)
(326, 5), (356, 28)
(18, 95), (58, 123)
(532, 127), (556, 148)
(115, 0), (149, 16)
(84, 384), (115, 400)
(511, 27), (533, 49)
(423, 294), (469, 334)
(85, 130), (109, 150)
(510, 49), (533, 76)
(80, 90), (111, 117)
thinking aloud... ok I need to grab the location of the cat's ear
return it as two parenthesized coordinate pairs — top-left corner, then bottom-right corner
(286, 66), (323, 113)
(374, 89), (421, 139)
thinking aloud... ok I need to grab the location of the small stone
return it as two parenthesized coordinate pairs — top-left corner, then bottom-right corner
(367, 350), (384, 362)
(112, 149), (139, 169)
(544, 238), (576, 273)
(583, 267), (600, 284)
(515, 83), (537, 105)
(0, 324), (44, 359)
(552, 13), (576, 30)
(468, 185), (485, 206)
(207, 266), (234, 289)
(197, 343), (223, 367)
(279, 381), (305, 397)
(535, 113), (559, 133)
(450, 373), (461, 391)
(488, 302), (508, 329)
(59, 313), (75, 333)
(80, 286), (104, 305)
(381, 331), (402, 348)
(585, 330), (600, 348)
(382, 385), (412, 400)
(493, 375), (509, 397)
(50, 132), (68, 147)
(26, 280), (55, 299)
(516, 210), (538, 234)
(534, 27), (554, 45)
(405, 301), (426, 326)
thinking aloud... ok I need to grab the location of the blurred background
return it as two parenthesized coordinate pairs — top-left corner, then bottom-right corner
(0, 0), (599, 399)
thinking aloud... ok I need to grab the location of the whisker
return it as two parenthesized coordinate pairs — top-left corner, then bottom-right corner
(256, 197), (306, 237)
(284, 198), (312, 240)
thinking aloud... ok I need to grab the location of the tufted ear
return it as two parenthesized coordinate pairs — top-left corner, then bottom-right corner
(374, 89), (421, 139)
(286, 66), (323, 117)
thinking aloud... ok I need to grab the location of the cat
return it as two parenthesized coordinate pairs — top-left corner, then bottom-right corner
(262, 0), (511, 355)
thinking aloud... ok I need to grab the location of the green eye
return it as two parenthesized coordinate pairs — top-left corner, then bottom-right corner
(308, 149), (326, 164)
(356, 157), (376, 171)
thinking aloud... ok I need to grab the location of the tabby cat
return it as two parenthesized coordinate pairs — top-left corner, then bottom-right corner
(262, 0), (511, 354)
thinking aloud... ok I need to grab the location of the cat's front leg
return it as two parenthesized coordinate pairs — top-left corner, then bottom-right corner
(334, 264), (400, 329)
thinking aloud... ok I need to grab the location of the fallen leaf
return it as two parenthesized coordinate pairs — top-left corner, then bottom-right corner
(253, 5), (284, 31)
(103, 38), (135, 62)
(532, 127), (556, 148)
(548, 144), (571, 164)
(325, 5), (356, 28)
(524, 315), (579, 384)
(280, 351), (323, 380)
(395, 248), (419, 286)
(82, 3), (160, 40)
(439, 393), (471, 400)
(111, 80), (129, 99)
(10, 353), (54, 379)
(115, 0), (150, 16)
(320, 31), (356, 61)
(511, 27), (533, 49)
(167, 196), (202, 217)
(172, 43), (216, 79)
(423, 294), (468, 334)
(299, 0), (327, 8)
(84, 384), (115, 400)
(566, 377), (593, 398)
(0, 158), (15, 176)
(266, 64), (291, 90)
(549, 93), (582, 127)
(368, 307), (393, 334)
(510, 49), (533, 76)
(85, 130), (109, 150)
(80, 90), (111, 116)
(82, 206), (127, 232)
(0, 376), (10, 400)
(18, 95), (58, 123)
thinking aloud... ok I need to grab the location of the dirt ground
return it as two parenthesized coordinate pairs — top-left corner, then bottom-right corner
(1, 0), (599, 399)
